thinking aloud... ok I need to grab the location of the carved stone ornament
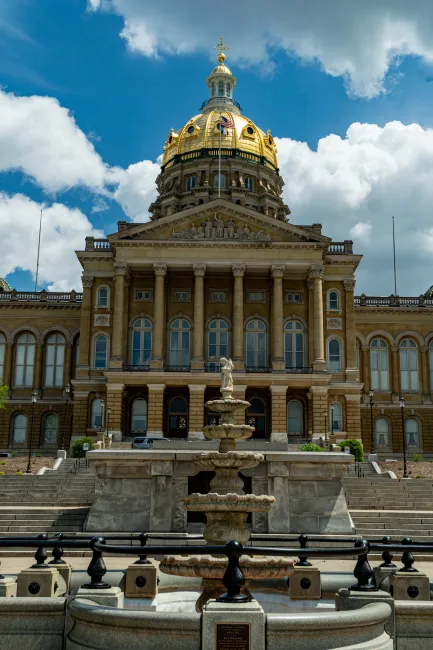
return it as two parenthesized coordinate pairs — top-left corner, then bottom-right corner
(271, 264), (285, 278)
(308, 265), (324, 281)
(114, 262), (128, 275)
(171, 216), (271, 242)
(232, 263), (246, 277)
(327, 317), (342, 330)
(193, 263), (206, 277)
(81, 274), (94, 289)
(94, 314), (110, 327)
(153, 262), (167, 276)
(343, 279), (356, 291)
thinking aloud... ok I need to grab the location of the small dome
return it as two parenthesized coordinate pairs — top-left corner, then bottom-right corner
(210, 63), (233, 75)
(0, 278), (12, 293)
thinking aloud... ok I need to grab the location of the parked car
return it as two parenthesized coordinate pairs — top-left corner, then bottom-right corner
(131, 437), (169, 449)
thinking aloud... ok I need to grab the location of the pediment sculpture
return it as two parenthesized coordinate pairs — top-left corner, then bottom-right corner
(171, 216), (271, 242)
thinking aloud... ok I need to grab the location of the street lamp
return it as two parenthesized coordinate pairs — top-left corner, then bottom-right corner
(324, 408), (328, 444)
(369, 388), (375, 455)
(26, 389), (38, 474)
(62, 382), (72, 451)
(399, 394), (408, 479)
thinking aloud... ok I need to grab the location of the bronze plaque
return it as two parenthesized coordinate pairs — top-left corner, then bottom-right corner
(216, 622), (250, 649)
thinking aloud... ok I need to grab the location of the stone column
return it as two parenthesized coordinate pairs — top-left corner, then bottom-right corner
(4, 342), (13, 390)
(191, 264), (206, 371)
(232, 264), (246, 371)
(34, 343), (42, 391)
(391, 346), (399, 397)
(309, 385), (328, 437)
(307, 279), (314, 366)
(77, 274), (94, 378)
(345, 394), (362, 440)
(362, 346), (370, 398)
(233, 384), (247, 425)
(271, 265), (285, 371)
(151, 263), (167, 370)
(110, 263), (128, 369)
(308, 265), (326, 371)
(147, 384), (165, 436)
(344, 279), (358, 380)
(72, 390), (90, 437)
(270, 385), (287, 443)
(188, 384), (206, 441)
(421, 346), (430, 401)
(106, 383), (124, 441)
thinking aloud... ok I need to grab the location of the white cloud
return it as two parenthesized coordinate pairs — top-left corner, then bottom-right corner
(0, 193), (104, 291)
(276, 120), (433, 295)
(111, 160), (160, 221)
(88, 0), (433, 98)
(0, 89), (108, 193)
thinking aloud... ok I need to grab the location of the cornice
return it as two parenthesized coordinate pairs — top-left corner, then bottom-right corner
(0, 304), (82, 311)
(355, 307), (433, 315)
(113, 240), (324, 250)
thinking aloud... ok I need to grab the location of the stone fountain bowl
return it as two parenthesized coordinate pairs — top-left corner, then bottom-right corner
(184, 493), (275, 512)
(194, 451), (264, 471)
(159, 553), (294, 581)
(205, 399), (250, 413)
(204, 423), (254, 441)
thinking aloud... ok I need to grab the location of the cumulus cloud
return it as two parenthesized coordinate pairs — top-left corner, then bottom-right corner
(0, 89), (108, 193)
(0, 193), (104, 291)
(88, 0), (433, 98)
(276, 120), (433, 295)
(111, 160), (160, 221)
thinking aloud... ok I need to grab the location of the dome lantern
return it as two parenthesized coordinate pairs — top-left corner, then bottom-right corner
(202, 38), (240, 115)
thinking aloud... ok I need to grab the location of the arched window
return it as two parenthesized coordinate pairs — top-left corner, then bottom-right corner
(330, 402), (343, 432)
(93, 335), (108, 369)
(212, 82), (216, 97)
(42, 413), (58, 445)
(400, 339), (419, 391)
(0, 333), (5, 382)
(131, 398), (147, 433)
(218, 81), (224, 96)
(244, 177), (253, 192)
(328, 290), (340, 311)
(287, 400), (303, 435)
(97, 287), (109, 307)
(214, 173), (226, 189)
(226, 82), (231, 97)
(370, 338), (389, 391)
(131, 318), (152, 368)
(405, 418), (420, 449)
(208, 319), (229, 366)
(284, 320), (305, 369)
(12, 413), (27, 444)
(14, 333), (35, 386)
(328, 339), (341, 372)
(44, 333), (65, 387)
(245, 319), (267, 369)
(246, 397), (266, 438)
(168, 396), (188, 438)
(91, 398), (104, 429)
(186, 175), (196, 191)
(430, 340), (433, 392)
(375, 418), (390, 448)
(169, 319), (191, 367)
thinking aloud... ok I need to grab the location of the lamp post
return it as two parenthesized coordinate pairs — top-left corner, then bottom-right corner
(26, 389), (38, 474)
(62, 382), (71, 451)
(324, 409), (328, 445)
(400, 394), (408, 479)
(369, 388), (375, 455)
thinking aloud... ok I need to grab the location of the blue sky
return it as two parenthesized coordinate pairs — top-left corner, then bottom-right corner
(1, 0), (433, 294)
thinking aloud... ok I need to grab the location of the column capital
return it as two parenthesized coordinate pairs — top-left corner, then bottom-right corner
(308, 265), (324, 282)
(343, 279), (356, 292)
(271, 264), (285, 278)
(114, 262), (128, 276)
(81, 274), (94, 289)
(153, 262), (167, 276)
(193, 263), (206, 277)
(232, 263), (246, 277)
(361, 345), (369, 352)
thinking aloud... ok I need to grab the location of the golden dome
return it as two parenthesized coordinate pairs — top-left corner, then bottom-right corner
(162, 110), (278, 170)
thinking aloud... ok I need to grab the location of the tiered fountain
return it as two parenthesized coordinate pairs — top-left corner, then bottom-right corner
(160, 358), (294, 608)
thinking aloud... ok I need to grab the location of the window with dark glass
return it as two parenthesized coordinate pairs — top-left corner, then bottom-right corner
(131, 318), (152, 367)
(284, 320), (305, 368)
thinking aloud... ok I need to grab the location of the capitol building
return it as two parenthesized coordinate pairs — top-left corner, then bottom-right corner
(0, 49), (432, 458)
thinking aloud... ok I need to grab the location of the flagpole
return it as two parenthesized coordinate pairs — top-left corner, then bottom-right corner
(218, 112), (222, 199)
(392, 215), (397, 295)
(34, 209), (43, 293)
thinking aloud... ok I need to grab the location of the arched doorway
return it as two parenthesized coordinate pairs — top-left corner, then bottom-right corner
(245, 395), (269, 439)
(167, 396), (188, 438)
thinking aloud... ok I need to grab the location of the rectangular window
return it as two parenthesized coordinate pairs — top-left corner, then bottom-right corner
(173, 290), (191, 302)
(284, 291), (303, 304)
(135, 289), (153, 302)
(209, 290), (227, 303)
(247, 291), (266, 303)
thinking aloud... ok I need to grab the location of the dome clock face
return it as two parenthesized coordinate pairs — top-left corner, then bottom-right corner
(187, 125), (195, 134)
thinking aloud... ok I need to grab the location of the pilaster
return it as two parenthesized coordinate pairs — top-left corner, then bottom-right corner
(308, 265), (326, 371)
(3, 343), (13, 390)
(308, 385), (328, 435)
(362, 346), (370, 397)
(232, 264), (245, 371)
(270, 384), (287, 442)
(110, 263), (128, 369)
(34, 343), (42, 390)
(106, 383), (124, 441)
(151, 263), (167, 370)
(191, 264), (206, 371)
(345, 393), (362, 440)
(147, 383), (165, 436)
(271, 265), (285, 371)
(421, 346), (431, 402)
(391, 346), (399, 397)
(64, 344), (72, 385)
(72, 390), (90, 438)
(188, 384), (206, 440)
(77, 274), (93, 378)
(344, 279), (359, 381)
(233, 384), (247, 425)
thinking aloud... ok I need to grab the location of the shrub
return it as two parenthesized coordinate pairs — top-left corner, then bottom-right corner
(11, 450), (17, 458)
(0, 460), (6, 465)
(72, 437), (95, 458)
(413, 453), (423, 462)
(299, 443), (323, 452)
(338, 439), (364, 462)
(0, 471), (4, 475)
(16, 471), (23, 475)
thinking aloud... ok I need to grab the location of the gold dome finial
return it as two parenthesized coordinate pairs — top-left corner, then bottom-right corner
(215, 37), (229, 63)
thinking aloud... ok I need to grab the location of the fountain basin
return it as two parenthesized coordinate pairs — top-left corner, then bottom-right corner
(194, 451), (264, 471)
(159, 553), (294, 581)
(205, 398), (250, 413)
(184, 492), (274, 512)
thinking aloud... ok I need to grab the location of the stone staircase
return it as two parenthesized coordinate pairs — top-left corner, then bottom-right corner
(348, 462), (383, 477)
(343, 476), (433, 541)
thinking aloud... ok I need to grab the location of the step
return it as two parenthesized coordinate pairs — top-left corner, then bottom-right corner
(4, 525), (84, 533)
(353, 522), (433, 531)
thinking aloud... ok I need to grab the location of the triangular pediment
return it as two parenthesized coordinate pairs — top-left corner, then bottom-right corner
(109, 199), (330, 245)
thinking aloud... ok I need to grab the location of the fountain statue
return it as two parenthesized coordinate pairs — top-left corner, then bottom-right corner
(160, 358), (294, 609)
